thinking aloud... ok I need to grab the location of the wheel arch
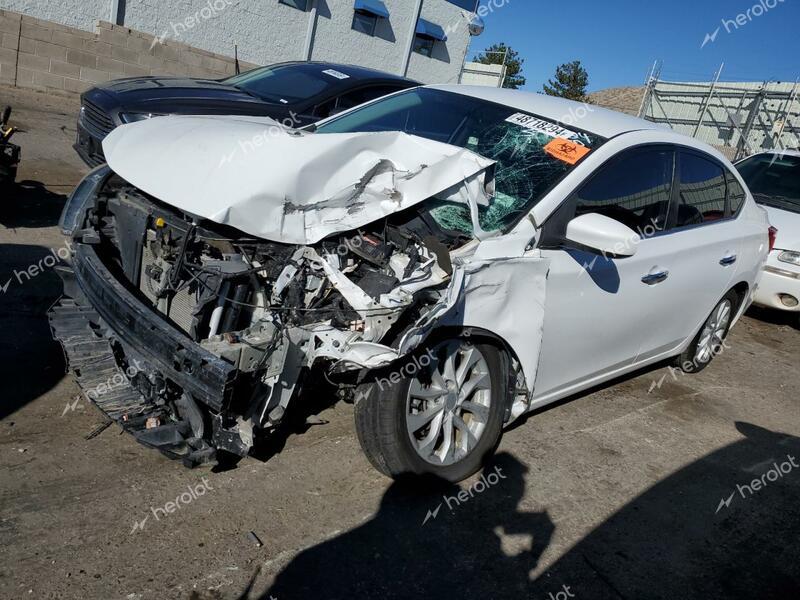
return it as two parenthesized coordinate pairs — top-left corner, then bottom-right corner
(729, 280), (751, 323)
(423, 325), (529, 423)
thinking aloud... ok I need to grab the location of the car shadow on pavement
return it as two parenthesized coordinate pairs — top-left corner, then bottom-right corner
(0, 243), (67, 420)
(746, 305), (800, 330)
(0, 180), (68, 229)
(235, 422), (799, 600)
(534, 421), (800, 599)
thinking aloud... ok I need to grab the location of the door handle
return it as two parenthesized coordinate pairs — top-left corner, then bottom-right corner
(720, 255), (737, 266)
(642, 271), (669, 285)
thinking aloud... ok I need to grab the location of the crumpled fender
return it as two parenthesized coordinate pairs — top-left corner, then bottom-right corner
(330, 254), (551, 413)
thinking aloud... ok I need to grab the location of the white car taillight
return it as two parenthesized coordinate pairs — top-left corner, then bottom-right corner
(768, 226), (778, 252)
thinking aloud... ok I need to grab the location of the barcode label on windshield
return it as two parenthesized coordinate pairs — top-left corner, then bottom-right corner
(505, 113), (578, 140)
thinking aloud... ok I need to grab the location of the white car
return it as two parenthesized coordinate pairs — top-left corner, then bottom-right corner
(736, 151), (800, 323)
(53, 86), (770, 482)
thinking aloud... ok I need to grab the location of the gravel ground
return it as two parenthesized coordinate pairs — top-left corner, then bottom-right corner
(1, 84), (798, 600)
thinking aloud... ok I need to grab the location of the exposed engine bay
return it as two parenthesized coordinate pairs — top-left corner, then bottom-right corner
(64, 174), (483, 461)
(51, 116), (554, 468)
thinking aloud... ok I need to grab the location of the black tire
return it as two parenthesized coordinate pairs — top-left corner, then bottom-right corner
(675, 289), (739, 374)
(354, 338), (508, 483)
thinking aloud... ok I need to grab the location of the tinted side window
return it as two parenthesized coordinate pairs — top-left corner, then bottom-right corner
(677, 153), (727, 227)
(313, 98), (337, 119)
(574, 148), (674, 237)
(727, 172), (747, 216)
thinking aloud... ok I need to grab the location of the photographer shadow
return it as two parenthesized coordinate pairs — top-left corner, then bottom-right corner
(236, 422), (800, 599)
(250, 453), (554, 599)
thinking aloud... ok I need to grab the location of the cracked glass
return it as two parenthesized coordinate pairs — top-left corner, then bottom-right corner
(316, 87), (606, 235)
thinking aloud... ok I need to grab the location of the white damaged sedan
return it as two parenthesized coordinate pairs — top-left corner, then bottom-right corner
(53, 86), (770, 482)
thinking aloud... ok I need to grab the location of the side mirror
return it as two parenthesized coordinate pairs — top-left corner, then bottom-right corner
(565, 213), (640, 257)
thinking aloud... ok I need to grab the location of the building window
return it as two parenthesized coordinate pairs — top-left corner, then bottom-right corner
(413, 19), (447, 58)
(445, 0), (479, 9)
(278, 0), (309, 11)
(352, 12), (378, 36)
(413, 36), (436, 57)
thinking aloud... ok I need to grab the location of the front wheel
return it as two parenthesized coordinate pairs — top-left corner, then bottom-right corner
(354, 338), (508, 483)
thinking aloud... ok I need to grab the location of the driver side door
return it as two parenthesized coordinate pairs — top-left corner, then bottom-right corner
(533, 145), (680, 402)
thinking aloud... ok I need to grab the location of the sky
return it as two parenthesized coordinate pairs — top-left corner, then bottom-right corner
(468, 0), (800, 92)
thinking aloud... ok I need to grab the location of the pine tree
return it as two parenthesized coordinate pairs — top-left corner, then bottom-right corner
(543, 61), (591, 102)
(473, 43), (526, 89)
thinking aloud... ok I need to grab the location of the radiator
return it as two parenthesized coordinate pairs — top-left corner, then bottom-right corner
(139, 241), (198, 335)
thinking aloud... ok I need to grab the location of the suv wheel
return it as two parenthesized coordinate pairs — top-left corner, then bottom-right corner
(354, 338), (508, 483)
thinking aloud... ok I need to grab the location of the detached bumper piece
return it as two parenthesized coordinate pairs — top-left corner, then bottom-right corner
(49, 297), (216, 468)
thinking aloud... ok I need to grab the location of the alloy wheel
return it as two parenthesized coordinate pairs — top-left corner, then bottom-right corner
(405, 340), (493, 466)
(695, 299), (732, 364)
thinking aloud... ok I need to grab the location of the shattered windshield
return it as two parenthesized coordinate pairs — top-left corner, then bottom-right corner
(315, 87), (606, 234)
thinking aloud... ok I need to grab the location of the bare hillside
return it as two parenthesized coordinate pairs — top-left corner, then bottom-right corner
(589, 86), (646, 116)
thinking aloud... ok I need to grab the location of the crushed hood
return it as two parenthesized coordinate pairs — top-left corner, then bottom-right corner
(102, 115), (495, 245)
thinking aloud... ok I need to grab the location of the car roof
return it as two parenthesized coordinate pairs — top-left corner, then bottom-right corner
(426, 84), (664, 139)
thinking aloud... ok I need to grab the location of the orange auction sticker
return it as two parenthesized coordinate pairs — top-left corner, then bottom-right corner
(544, 138), (591, 165)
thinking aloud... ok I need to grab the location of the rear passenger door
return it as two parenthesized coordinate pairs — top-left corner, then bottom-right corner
(634, 149), (743, 362)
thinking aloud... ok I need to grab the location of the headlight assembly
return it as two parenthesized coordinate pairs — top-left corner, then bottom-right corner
(59, 164), (112, 236)
(778, 250), (800, 267)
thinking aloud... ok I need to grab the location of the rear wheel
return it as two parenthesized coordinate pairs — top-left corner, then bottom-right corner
(676, 289), (738, 373)
(354, 337), (508, 483)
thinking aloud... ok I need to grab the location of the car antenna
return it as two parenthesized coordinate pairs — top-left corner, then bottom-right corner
(234, 44), (241, 75)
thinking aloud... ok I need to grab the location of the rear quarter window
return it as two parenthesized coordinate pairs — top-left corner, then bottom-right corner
(676, 152), (727, 227)
(727, 173), (747, 216)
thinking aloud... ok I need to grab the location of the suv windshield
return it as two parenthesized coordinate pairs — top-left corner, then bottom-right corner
(736, 153), (800, 214)
(315, 87), (606, 234)
(225, 64), (345, 105)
